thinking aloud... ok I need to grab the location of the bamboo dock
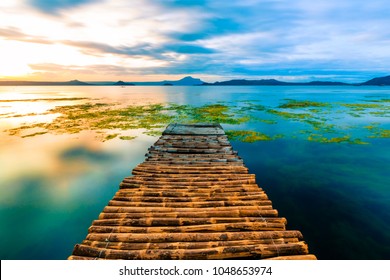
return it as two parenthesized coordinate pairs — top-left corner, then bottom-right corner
(68, 123), (316, 260)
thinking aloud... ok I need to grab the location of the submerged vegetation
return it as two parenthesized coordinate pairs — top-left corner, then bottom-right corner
(278, 100), (329, 109)
(2, 97), (389, 144)
(226, 130), (273, 142)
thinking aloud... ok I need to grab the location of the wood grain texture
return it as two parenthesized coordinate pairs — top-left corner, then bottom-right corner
(68, 123), (316, 260)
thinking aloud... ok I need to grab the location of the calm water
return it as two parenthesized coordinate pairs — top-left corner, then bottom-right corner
(0, 86), (389, 259)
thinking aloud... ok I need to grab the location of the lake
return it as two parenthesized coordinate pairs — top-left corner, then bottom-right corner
(0, 85), (389, 259)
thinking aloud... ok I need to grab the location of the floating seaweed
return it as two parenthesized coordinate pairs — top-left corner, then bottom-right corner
(3, 97), (389, 144)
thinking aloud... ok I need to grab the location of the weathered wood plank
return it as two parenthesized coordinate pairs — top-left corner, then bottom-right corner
(69, 123), (315, 260)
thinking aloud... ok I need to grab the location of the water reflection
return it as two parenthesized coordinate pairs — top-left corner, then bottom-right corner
(0, 127), (157, 259)
(0, 86), (389, 259)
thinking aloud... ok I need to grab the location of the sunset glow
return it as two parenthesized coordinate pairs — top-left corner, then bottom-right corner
(1, 0), (389, 82)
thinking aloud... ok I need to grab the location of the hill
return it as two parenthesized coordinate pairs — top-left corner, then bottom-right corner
(203, 79), (291, 86)
(113, 81), (135, 86)
(360, 75), (390, 86)
(203, 79), (349, 86)
(131, 76), (204, 86)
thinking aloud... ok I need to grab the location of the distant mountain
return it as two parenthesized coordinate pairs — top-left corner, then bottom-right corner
(360, 75), (390, 86)
(132, 76), (204, 86)
(0, 77), (203, 86)
(166, 76), (203, 85)
(0, 79), (90, 86)
(66, 80), (90, 85)
(1, 75), (390, 86)
(203, 79), (291, 86)
(113, 81), (135, 86)
(203, 79), (350, 86)
(297, 81), (349, 86)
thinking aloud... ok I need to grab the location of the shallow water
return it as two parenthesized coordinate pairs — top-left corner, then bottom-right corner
(0, 85), (389, 259)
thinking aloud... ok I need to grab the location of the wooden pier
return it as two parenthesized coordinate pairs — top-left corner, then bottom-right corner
(68, 123), (316, 260)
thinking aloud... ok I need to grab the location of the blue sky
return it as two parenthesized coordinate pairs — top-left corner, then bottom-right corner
(0, 0), (389, 82)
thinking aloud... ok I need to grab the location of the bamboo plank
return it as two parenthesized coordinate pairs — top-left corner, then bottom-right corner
(88, 221), (286, 234)
(117, 185), (262, 193)
(98, 209), (279, 219)
(91, 217), (287, 227)
(114, 191), (268, 199)
(102, 205), (275, 213)
(81, 238), (299, 250)
(111, 194), (268, 202)
(116, 183), (262, 190)
(85, 230), (304, 243)
(107, 200), (272, 207)
(72, 242), (308, 260)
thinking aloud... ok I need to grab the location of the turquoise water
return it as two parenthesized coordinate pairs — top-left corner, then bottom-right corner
(0, 86), (389, 259)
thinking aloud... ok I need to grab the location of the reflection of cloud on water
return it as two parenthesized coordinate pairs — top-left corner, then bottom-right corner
(0, 130), (156, 259)
(59, 145), (115, 162)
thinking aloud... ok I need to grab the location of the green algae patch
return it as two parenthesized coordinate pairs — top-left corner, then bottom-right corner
(176, 103), (251, 124)
(21, 131), (47, 138)
(307, 134), (369, 144)
(119, 136), (137, 141)
(104, 134), (119, 141)
(279, 100), (329, 109)
(341, 103), (389, 117)
(368, 128), (390, 139)
(305, 120), (336, 133)
(267, 109), (311, 120)
(226, 130), (274, 142)
(7, 123), (47, 136)
(5, 102), (251, 141)
(308, 134), (351, 144)
(4, 98), (388, 145)
(368, 98), (390, 103)
(145, 130), (163, 137)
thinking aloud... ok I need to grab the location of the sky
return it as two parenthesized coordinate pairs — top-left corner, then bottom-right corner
(0, 0), (389, 82)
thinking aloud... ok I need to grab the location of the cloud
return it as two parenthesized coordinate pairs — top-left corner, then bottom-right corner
(0, 27), (52, 44)
(29, 0), (101, 13)
(1, 0), (390, 82)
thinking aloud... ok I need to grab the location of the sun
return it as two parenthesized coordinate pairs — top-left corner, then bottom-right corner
(0, 40), (33, 79)
(0, 62), (32, 78)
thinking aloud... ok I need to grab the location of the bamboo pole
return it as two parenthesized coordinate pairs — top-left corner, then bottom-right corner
(102, 205), (275, 213)
(98, 209), (279, 219)
(113, 194), (268, 202)
(85, 230), (302, 244)
(117, 185), (262, 193)
(114, 191), (268, 199)
(91, 217), (286, 227)
(81, 238), (299, 250)
(107, 200), (271, 207)
(88, 221), (286, 234)
(118, 184), (263, 190)
(72, 241), (308, 259)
